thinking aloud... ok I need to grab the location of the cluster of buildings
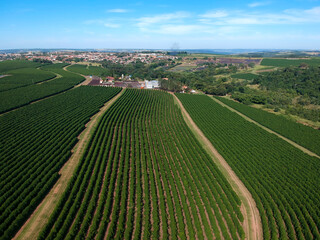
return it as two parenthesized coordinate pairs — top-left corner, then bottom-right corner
(0, 51), (178, 64)
(92, 77), (160, 89)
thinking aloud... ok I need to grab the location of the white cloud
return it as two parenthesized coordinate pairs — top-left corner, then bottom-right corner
(248, 2), (271, 8)
(107, 9), (129, 13)
(200, 10), (228, 18)
(198, 6), (320, 26)
(304, 6), (320, 15)
(136, 12), (190, 28)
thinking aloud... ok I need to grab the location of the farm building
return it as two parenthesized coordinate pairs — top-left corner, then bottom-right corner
(145, 80), (160, 89)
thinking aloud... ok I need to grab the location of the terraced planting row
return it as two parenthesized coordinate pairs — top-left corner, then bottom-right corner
(0, 63), (84, 113)
(216, 96), (320, 156)
(176, 93), (320, 240)
(39, 89), (244, 240)
(0, 86), (121, 239)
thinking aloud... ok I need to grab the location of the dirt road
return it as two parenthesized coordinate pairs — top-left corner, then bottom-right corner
(171, 92), (263, 240)
(63, 65), (92, 87)
(13, 89), (124, 240)
(210, 96), (320, 159)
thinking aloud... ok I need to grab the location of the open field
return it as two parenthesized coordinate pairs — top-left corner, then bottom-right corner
(261, 58), (320, 67)
(39, 89), (244, 240)
(169, 64), (197, 72)
(230, 73), (259, 80)
(176, 93), (320, 240)
(70, 61), (102, 66)
(0, 86), (121, 239)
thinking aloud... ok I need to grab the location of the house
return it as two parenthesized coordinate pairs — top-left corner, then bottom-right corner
(145, 80), (160, 89)
(106, 76), (115, 81)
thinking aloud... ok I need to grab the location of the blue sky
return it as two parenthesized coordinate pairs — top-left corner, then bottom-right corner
(1, 0), (320, 49)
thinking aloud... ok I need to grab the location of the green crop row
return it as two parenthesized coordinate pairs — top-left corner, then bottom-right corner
(176, 93), (320, 240)
(0, 60), (43, 73)
(39, 89), (244, 240)
(0, 63), (84, 114)
(0, 68), (56, 92)
(0, 86), (121, 239)
(216, 97), (320, 156)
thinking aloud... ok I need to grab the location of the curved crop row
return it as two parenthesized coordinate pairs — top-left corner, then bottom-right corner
(0, 63), (85, 114)
(39, 89), (244, 240)
(0, 86), (121, 239)
(176, 93), (320, 240)
(0, 67), (56, 92)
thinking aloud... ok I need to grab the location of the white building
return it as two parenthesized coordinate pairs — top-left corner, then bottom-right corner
(145, 80), (160, 89)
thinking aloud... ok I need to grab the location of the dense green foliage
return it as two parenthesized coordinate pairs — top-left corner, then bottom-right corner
(0, 60), (42, 73)
(231, 73), (259, 80)
(0, 63), (85, 113)
(261, 58), (320, 67)
(0, 68), (56, 92)
(253, 66), (320, 104)
(68, 61), (174, 80)
(39, 89), (244, 240)
(176, 93), (320, 240)
(0, 86), (121, 239)
(228, 66), (320, 122)
(217, 97), (320, 156)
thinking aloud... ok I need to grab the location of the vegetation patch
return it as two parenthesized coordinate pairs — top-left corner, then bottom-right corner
(231, 73), (259, 80)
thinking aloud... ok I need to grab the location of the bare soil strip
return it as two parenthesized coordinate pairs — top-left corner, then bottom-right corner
(210, 96), (320, 159)
(0, 74), (10, 78)
(36, 71), (62, 85)
(13, 89), (124, 240)
(63, 65), (92, 87)
(171, 92), (263, 240)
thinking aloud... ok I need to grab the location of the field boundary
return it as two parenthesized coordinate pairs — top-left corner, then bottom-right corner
(13, 88), (125, 240)
(63, 65), (92, 86)
(210, 96), (320, 159)
(171, 92), (263, 240)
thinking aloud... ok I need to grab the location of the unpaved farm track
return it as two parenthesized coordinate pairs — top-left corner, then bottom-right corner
(210, 96), (320, 159)
(63, 65), (92, 87)
(171, 92), (263, 240)
(13, 89), (124, 240)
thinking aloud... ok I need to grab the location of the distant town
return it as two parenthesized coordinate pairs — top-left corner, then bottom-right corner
(0, 50), (179, 64)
